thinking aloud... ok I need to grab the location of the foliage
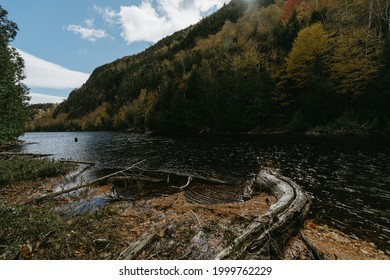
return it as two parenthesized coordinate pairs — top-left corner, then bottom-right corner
(0, 6), (29, 143)
(330, 28), (382, 100)
(286, 23), (332, 88)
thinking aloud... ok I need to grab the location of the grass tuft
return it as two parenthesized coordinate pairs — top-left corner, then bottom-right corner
(0, 157), (74, 187)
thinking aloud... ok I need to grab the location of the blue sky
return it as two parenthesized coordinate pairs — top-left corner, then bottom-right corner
(0, 0), (229, 104)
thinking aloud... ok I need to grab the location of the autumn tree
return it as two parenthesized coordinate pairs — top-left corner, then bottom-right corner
(131, 89), (158, 131)
(283, 0), (302, 20)
(286, 23), (332, 88)
(0, 6), (29, 143)
(286, 23), (338, 123)
(330, 27), (382, 109)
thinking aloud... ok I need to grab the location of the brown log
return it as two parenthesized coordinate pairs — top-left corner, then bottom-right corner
(215, 168), (311, 259)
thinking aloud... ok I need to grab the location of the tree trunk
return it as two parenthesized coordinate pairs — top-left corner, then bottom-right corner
(215, 168), (311, 259)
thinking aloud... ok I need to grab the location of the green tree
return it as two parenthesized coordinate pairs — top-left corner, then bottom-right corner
(0, 6), (29, 143)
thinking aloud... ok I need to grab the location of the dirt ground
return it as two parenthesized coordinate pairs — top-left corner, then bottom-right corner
(300, 220), (388, 260)
(1, 177), (389, 260)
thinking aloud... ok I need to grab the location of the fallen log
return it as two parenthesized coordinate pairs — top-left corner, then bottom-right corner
(59, 159), (96, 165)
(215, 168), (311, 259)
(119, 168), (311, 260)
(117, 225), (166, 260)
(26, 160), (146, 204)
(129, 168), (229, 185)
(109, 176), (165, 184)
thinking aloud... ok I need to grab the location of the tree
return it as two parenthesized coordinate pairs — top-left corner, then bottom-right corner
(283, 0), (303, 21)
(286, 23), (332, 88)
(0, 6), (29, 143)
(286, 23), (338, 124)
(330, 27), (382, 109)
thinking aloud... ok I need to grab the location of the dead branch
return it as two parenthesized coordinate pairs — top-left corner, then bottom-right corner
(171, 176), (193, 190)
(26, 159), (147, 204)
(109, 176), (165, 183)
(189, 208), (202, 225)
(117, 225), (166, 260)
(59, 160), (96, 165)
(130, 167), (229, 185)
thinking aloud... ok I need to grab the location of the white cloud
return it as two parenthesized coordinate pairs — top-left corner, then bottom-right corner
(93, 5), (117, 25)
(29, 93), (66, 104)
(67, 24), (107, 42)
(97, 0), (230, 44)
(17, 49), (90, 90)
(84, 18), (95, 27)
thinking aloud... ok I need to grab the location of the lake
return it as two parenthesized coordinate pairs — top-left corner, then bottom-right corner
(15, 131), (390, 253)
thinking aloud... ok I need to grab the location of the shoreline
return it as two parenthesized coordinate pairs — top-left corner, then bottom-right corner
(23, 127), (390, 138)
(1, 156), (388, 260)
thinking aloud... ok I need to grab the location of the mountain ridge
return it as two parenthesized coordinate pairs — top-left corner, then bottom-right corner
(28, 0), (390, 135)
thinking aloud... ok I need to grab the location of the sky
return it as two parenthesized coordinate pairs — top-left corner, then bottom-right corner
(0, 0), (230, 104)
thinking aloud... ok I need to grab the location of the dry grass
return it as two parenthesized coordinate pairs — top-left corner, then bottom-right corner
(281, 220), (389, 260)
(301, 220), (389, 260)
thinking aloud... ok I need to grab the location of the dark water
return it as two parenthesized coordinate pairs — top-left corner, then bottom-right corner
(16, 132), (390, 253)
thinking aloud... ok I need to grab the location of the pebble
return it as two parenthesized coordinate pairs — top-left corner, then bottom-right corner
(349, 233), (360, 240)
(360, 249), (369, 255)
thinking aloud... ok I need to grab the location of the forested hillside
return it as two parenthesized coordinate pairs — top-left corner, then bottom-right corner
(29, 0), (390, 135)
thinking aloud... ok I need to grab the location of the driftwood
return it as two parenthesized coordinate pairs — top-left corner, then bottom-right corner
(172, 176), (193, 190)
(26, 160), (146, 204)
(128, 168), (229, 185)
(59, 159), (96, 165)
(117, 168), (311, 260)
(117, 226), (165, 260)
(215, 168), (311, 259)
(110, 168), (233, 204)
(109, 176), (165, 184)
(109, 169), (228, 188)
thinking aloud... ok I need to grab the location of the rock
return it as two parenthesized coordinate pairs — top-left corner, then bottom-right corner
(360, 249), (369, 255)
(349, 233), (360, 240)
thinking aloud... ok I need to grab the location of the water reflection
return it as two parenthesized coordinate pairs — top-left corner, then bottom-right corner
(17, 132), (390, 252)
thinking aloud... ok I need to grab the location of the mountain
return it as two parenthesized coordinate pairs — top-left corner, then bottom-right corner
(29, 0), (390, 135)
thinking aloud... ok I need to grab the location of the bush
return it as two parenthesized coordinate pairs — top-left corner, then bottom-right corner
(334, 110), (362, 129)
(289, 111), (309, 132)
